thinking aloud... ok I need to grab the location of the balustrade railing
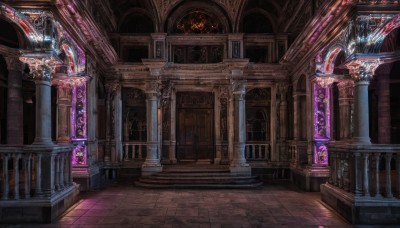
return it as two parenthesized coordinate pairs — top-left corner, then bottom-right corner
(0, 145), (73, 201)
(245, 142), (270, 161)
(123, 141), (147, 161)
(328, 143), (400, 199)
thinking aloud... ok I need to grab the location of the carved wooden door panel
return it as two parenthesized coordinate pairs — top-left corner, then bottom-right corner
(176, 92), (214, 162)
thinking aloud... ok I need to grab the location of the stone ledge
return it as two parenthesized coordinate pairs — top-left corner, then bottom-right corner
(0, 183), (80, 223)
(321, 183), (400, 225)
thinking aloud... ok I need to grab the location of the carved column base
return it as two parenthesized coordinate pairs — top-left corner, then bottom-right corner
(142, 161), (163, 176)
(33, 137), (54, 145)
(351, 137), (371, 144)
(229, 163), (251, 176)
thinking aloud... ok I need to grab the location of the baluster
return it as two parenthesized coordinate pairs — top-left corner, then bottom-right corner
(13, 154), (20, 199)
(362, 153), (370, 196)
(138, 145), (142, 159)
(374, 153), (381, 197)
(50, 154), (56, 194)
(35, 153), (42, 196)
(2, 154), (9, 200)
(251, 145), (255, 159)
(24, 154), (31, 199)
(124, 144), (129, 161)
(397, 153), (400, 198)
(69, 153), (73, 185)
(64, 153), (69, 187)
(258, 145), (262, 159)
(59, 153), (64, 190)
(385, 153), (393, 198)
(54, 155), (60, 191)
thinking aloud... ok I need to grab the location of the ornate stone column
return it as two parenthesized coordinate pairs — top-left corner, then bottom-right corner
(346, 59), (381, 144)
(169, 88), (177, 163)
(230, 80), (251, 175)
(5, 57), (24, 144)
(293, 92), (300, 141)
(337, 80), (354, 141)
(278, 84), (288, 141)
(142, 80), (162, 175)
(104, 82), (118, 164)
(142, 60), (165, 175)
(32, 63), (53, 145)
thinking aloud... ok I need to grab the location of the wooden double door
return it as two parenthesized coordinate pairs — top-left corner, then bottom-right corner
(176, 92), (214, 162)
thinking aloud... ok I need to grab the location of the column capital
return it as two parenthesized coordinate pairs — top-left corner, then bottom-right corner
(345, 59), (381, 83)
(4, 56), (24, 71)
(19, 56), (60, 84)
(32, 64), (52, 83)
(145, 79), (161, 97)
(232, 80), (246, 95)
(105, 81), (120, 96)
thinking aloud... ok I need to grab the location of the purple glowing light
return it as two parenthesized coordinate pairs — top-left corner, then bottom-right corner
(313, 83), (331, 165)
(72, 143), (86, 165)
(313, 83), (331, 140)
(314, 143), (328, 165)
(71, 81), (87, 141)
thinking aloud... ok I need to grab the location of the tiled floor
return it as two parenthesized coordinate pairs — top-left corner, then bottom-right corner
(9, 183), (352, 228)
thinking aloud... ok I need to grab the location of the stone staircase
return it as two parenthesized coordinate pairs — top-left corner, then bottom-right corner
(135, 164), (263, 188)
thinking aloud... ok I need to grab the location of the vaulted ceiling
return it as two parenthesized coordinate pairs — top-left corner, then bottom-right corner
(109, 0), (316, 38)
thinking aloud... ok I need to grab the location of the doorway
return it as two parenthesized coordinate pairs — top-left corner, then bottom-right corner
(176, 92), (214, 162)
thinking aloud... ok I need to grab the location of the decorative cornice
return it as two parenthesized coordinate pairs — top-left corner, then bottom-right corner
(54, 0), (118, 66)
(282, 0), (355, 77)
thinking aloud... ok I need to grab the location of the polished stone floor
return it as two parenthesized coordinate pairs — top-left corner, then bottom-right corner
(9, 183), (352, 228)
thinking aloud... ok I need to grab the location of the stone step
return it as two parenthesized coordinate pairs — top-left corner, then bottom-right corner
(135, 181), (263, 189)
(140, 175), (259, 183)
(135, 167), (263, 189)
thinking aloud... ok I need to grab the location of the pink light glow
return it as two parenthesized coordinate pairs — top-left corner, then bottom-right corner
(313, 83), (331, 165)
(313, 83), (331, 139)
(72, 143), (86, 165)
(71, 81), (87, 141)
(0, 3), (41, 42)
(323, 47), (341, 74)
(61, 43), (77, 74)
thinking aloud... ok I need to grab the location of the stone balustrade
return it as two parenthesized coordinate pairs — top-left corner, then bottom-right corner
(245, 142), (270, 161)
(123, 141), (147, 161)
(0, 145), (73, 201)
(327, 143), (400, 199)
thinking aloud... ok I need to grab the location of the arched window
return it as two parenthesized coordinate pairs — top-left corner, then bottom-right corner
(0, 18), (20, 48)
(119, 14), (154, 33)
(243, 13), (273, 33)
(173, 10), (223, 34)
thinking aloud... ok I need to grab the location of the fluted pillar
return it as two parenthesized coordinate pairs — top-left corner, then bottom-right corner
(56, 86), (71, 143)
(337, 80), (354, 141)
(5, 57), (24, 144)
